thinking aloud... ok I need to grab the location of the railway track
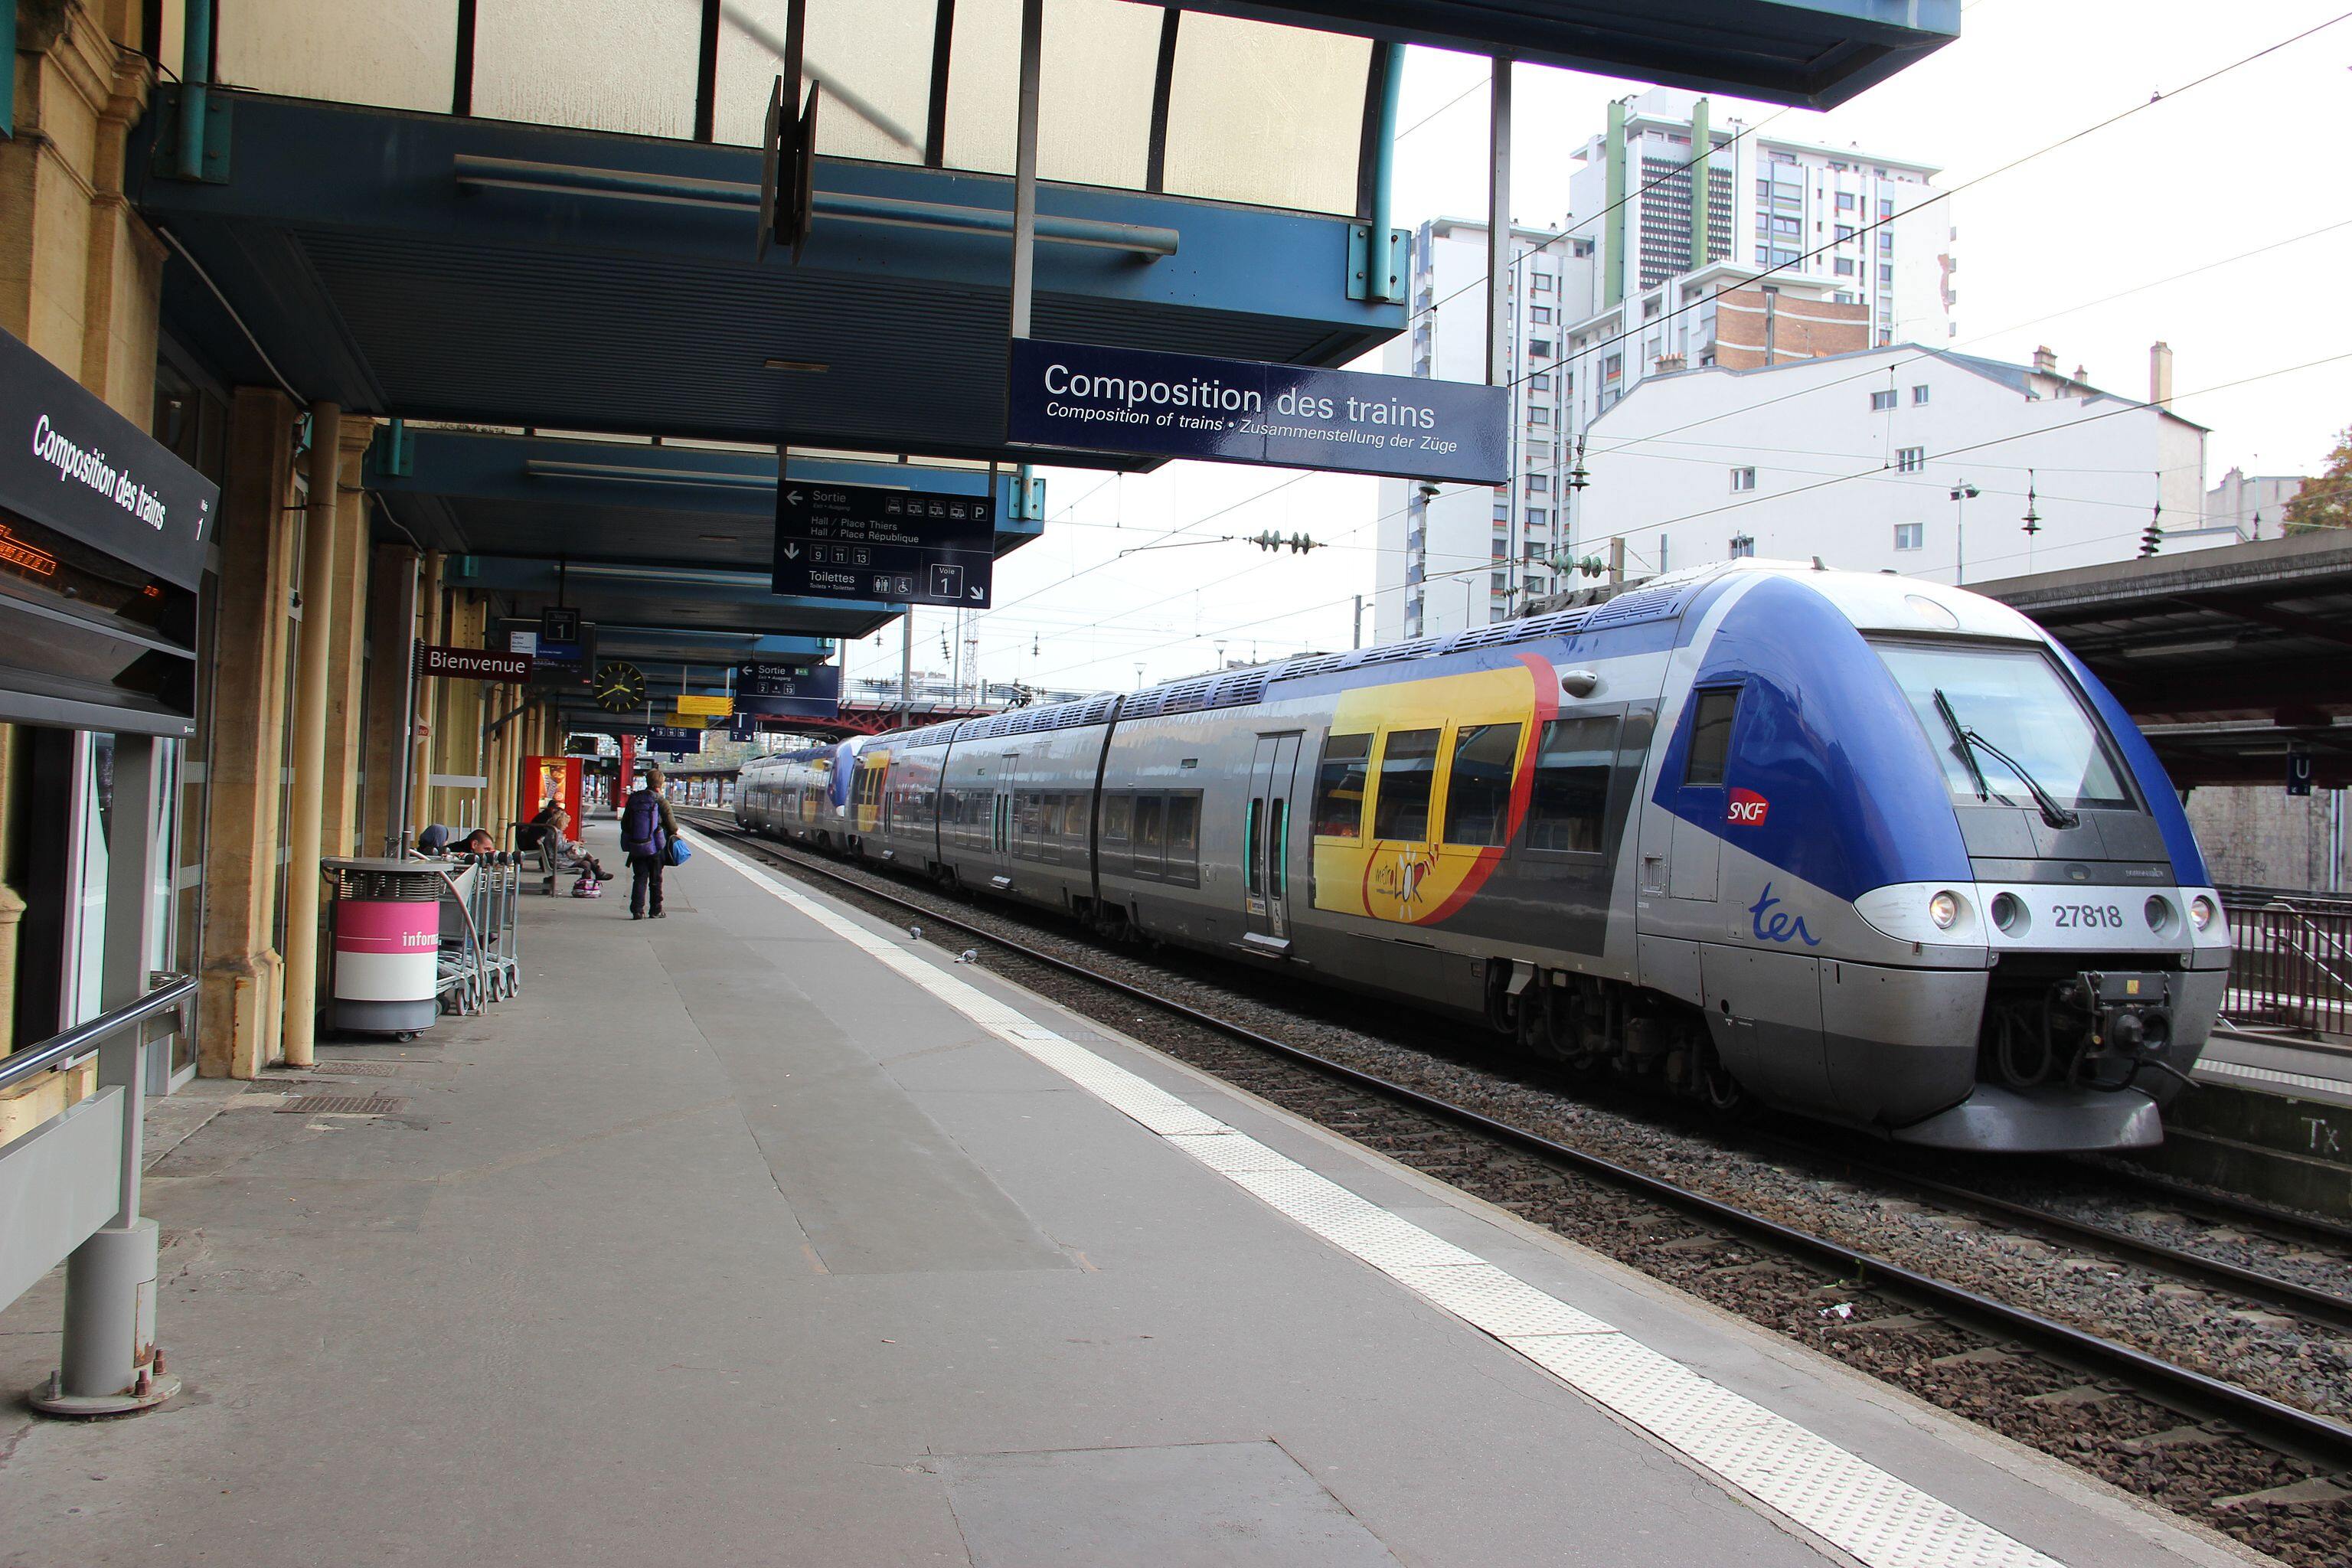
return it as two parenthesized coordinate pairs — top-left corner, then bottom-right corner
(684, 809), (2352, 1561)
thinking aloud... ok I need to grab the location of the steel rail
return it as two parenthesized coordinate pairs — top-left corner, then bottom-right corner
(0, 975), (195, 1096)
(685, 812), (2352, 1465)
(1753, 1135), (2352, 1334)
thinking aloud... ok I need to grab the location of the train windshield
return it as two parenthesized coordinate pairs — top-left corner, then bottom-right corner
(1875, 642), (2135, 812)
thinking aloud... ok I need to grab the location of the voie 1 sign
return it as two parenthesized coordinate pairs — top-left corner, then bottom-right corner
(733, 661), (841, 719)
(1006, 339), (1508, 485)
(773, 480), (995, 609)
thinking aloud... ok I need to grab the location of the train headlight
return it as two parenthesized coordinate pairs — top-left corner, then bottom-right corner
(1990, 892), (2024, 934)
(2190, 894), (2216, 932)
(2144, 895), (2176, 934)
(1929, 890), (1962, 930)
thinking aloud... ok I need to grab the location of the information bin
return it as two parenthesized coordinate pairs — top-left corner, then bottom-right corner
(322, 857), (450, 1037)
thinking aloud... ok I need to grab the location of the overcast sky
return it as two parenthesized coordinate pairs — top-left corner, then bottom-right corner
(843, 2), (2352, 700)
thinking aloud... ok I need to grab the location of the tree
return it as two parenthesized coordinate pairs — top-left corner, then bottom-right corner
(2283, 425), (2352, 533)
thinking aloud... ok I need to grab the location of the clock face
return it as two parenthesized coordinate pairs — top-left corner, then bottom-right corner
(593, 662), (648, 713)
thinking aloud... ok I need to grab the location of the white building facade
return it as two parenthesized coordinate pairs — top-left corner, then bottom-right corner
(1375, 218), (1587, 643)
(2205, 467), (2307, 541)
(1374, 90), (1962, 643)
(1573, 345), (2222, 585)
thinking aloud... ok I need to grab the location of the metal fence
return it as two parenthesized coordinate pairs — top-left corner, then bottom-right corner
(2219, 888), (2352, 1040)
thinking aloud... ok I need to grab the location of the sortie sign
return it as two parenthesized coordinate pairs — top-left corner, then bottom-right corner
(415, 642), (533, 685)
(1006, 339), (1508, 484)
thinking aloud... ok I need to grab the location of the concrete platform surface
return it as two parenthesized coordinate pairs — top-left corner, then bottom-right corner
(0, 821), (2266, 1568)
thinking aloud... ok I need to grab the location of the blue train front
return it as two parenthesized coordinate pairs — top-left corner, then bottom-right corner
(734, 560), (2228, 1154)
(1628, 566), (2227, 1151)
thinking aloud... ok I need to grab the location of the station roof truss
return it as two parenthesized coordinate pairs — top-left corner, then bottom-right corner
(1981, 531), (2352, 790)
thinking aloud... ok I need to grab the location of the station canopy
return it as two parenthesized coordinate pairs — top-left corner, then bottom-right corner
(134, 0), (1955, 690)
(1982, 531), (2352, 791)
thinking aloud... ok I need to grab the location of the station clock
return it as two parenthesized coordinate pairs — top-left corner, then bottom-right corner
(593, 661), (648, 714)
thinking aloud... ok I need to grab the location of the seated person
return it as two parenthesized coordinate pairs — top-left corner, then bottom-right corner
(515, 801), (559, 853)
(538, 807), (612, 884)
(417, 825), (495, 857)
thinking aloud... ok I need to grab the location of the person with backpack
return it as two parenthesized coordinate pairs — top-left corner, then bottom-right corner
(619, 766), (680, 920)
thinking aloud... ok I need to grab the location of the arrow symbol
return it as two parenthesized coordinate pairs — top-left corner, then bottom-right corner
(786, 489), (804, 507)
(782, 542), (801, 559)
(969, 587), (985, 601)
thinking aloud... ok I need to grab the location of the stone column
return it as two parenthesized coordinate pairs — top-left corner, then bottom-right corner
(410, 553), (445, 841)
(320, 419), (377, 859)
(198, 390), (302, 1078)
(361, 545), (417, 856)
(279, 403), (343, 1067)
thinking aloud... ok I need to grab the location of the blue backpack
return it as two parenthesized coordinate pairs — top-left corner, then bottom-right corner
(620, 792), (664, 857)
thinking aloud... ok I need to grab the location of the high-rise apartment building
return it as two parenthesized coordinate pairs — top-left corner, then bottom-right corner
(1375, 89), (1957, 642)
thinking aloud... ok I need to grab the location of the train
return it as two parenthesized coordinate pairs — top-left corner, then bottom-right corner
(733, 560), (2230, 1154)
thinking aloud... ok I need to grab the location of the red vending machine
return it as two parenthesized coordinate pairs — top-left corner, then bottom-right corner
(519, 755), (583, 828)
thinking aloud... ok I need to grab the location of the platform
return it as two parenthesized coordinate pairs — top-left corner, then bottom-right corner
(2121, 1028), (2352, 1220)
(0, 822), (2259, 1568)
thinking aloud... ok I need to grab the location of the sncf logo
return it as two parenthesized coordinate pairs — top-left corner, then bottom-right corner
(1726, 788), (1769, 826)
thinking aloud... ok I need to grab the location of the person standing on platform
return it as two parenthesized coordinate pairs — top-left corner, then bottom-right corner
(620, 766), (679, 920)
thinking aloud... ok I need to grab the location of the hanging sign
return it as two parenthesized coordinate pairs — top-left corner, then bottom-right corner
(773, 481), (994, 607)
(0, 326), (217, 590)
(733, 661), (841, 718)
(1005, 338), (1510, 484)
(2288, 750), (2314, 798)
(416, 642), (533, 684)
(646, 726), (704, 754)
(674, 694), (733, 718)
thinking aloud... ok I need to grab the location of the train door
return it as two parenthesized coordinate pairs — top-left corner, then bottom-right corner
(988, 750), (1020, 886)
(1665, 685), (1740, 905)
(1244, 733), (1302, 944)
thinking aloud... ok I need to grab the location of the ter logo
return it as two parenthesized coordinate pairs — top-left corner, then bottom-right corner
(1726, 788), (1769, 826)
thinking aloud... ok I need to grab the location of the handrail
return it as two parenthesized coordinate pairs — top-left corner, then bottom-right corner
(0, 975), (195, 1097)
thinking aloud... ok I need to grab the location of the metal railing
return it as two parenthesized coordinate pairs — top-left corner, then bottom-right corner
(2220, 893), (2352, 1040)
(0, 974), (194, 1416)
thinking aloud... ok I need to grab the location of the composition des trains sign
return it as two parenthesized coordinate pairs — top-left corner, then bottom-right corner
(1006, 340), (1508, 485)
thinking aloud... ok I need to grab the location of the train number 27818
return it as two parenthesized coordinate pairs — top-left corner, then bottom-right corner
(2052, 903), (2126, 929)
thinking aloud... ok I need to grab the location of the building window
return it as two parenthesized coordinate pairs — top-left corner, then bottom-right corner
(1770, 214), (1802, 237)
(1870, 389), (1896, 411)
(1527, 473), (1550, 494)
(1528, 339), (1552, 358)
(1878, 197), (1895, 219)
(1531, 306), (1553, 324)
(1896, 446), (1924, 473)
(1729, 534), (1756, 558)
(1834, 291), (1855, 305)
(1493, 503), (1510, 522)
(1530, 372), (1550, 391)
(1835, 224), (1855, 243)
(1911, 384), (1930, 405)
(1768, 149), (1798, 165)
(1836, 191), (1855, 212)
(1729, 466), (1756, 492)
(1527, 508), (1548, 527)
(1602, 354), (1622, 380)
(1834, 258), (1854, 277)
(1878, 231), (1894, 255)
(1894, 523), (1923, 551)
(1532, 273), (1554, 292)
(1528, 407), (1551, 426)
(1879, 265), (1894, 285)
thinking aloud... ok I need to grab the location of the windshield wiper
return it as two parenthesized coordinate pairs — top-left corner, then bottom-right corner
(1932, 688), (1990, 802)
(1932, 688), (2080, 830)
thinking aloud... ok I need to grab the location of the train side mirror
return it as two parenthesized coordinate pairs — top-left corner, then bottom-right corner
(1560, 669), (1601, 698)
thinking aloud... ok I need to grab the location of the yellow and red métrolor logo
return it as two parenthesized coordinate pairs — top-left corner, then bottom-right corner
(1312, 654), (1556, 926)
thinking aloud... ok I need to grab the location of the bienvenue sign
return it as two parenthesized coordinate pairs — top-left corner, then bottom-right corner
(1006, 339), (1509, 484)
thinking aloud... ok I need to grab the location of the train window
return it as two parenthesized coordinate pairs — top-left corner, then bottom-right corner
(1134, 795), (1166, 875)
(1165, 793), (1200, 884)
(1312, 733), (1371, 838)
(1442, 723), (1523, 846)
(1372, 729), (1442, 840)
(1526, 716), (1619, 854)
(1683, 689), (1740, 786)
(1102, 793), (1132, 844)
(1245, 799), (1263, 897)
